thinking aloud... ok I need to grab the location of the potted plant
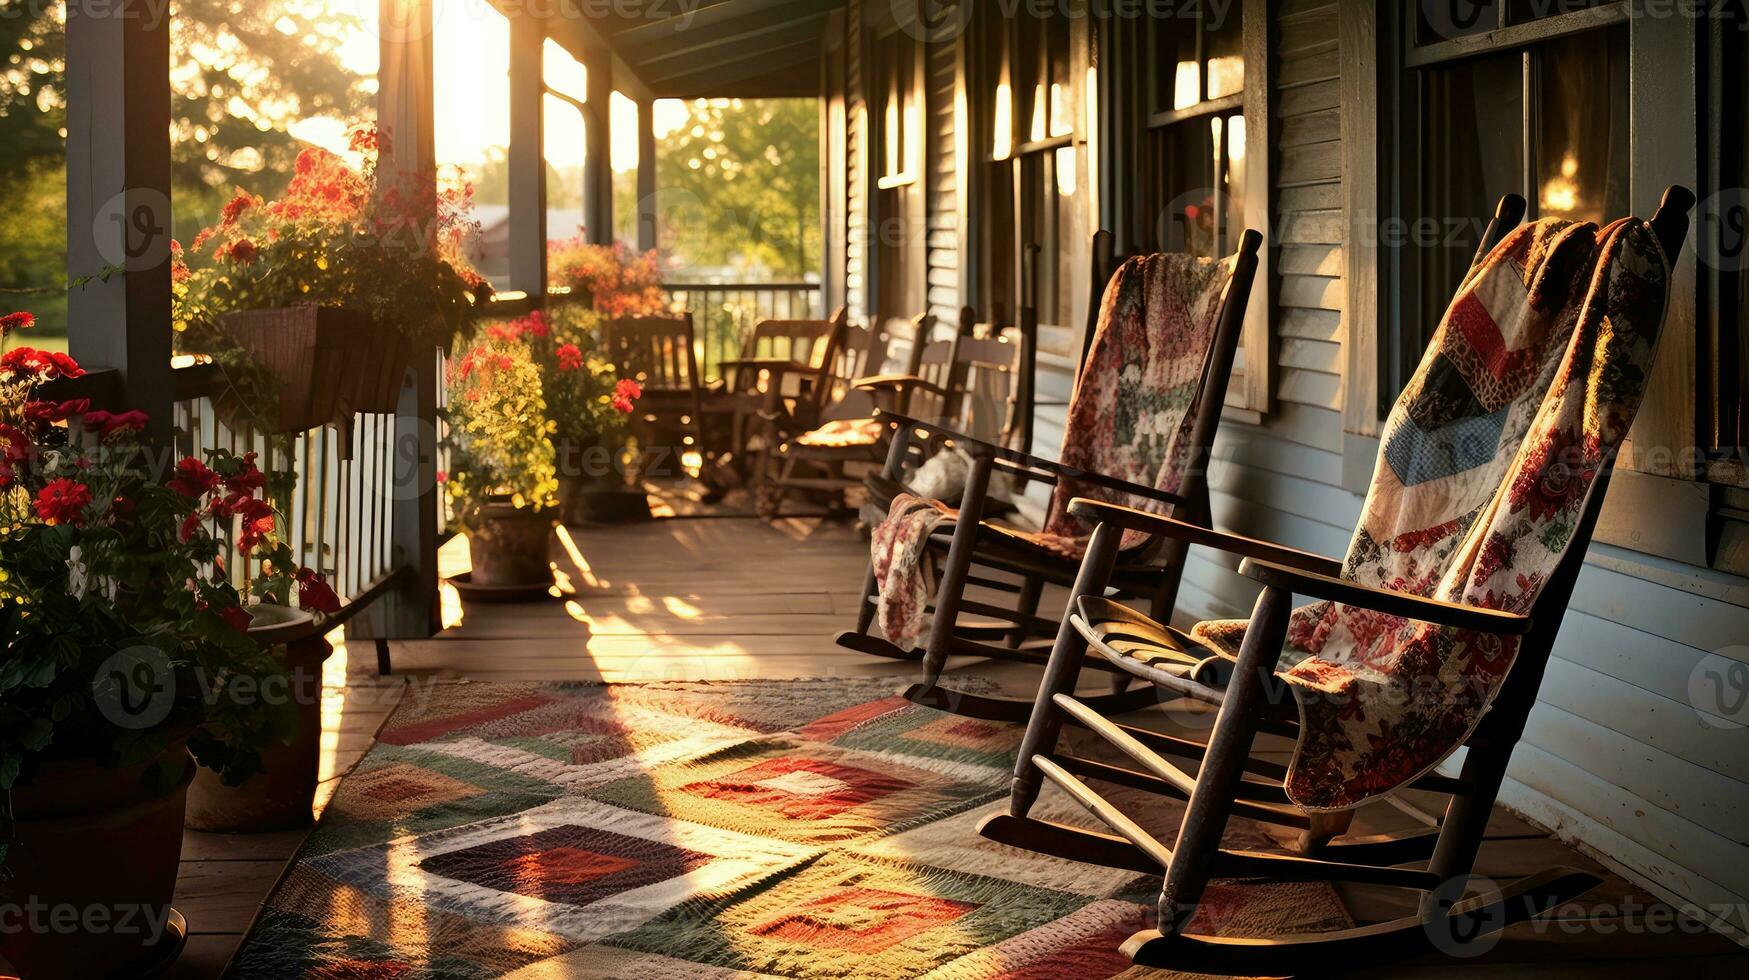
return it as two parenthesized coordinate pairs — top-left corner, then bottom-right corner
(443, 332), (561, 596)
(179, 450), (343, 833)
(490, 308), (644, 524)
(0, 313), (294, 977)
(547, 237), (667, 317)
(172, 123), (487, 433)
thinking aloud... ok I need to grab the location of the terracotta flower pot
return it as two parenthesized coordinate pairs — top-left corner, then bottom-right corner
(467, 500), (555, 588)
(0, 741), (193, 978)
(185, 605), (331, 833)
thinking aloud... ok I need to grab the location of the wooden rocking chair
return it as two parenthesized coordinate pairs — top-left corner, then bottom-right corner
(976, 188), (1693, 974)
(756, 313), (970, 517)
(601, 314), (707, 480)
(835, 230), (1263, 724)
(700, 309), (848, 488)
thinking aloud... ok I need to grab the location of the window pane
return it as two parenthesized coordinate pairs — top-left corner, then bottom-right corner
(1151, 117), (1219, 257)
(1411, 49), (1523, 360)
(1204, 5), (1244, 100)
(1507, 0), (1608, 24)
(434, 2), (509, 288)
(1535, 26), (1629, 225)
(1155, 17), (1200, 110)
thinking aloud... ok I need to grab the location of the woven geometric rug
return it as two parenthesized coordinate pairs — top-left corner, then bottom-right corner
(228, 678), (1350, 978)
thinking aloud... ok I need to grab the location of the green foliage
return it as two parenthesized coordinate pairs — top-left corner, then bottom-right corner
(656, 99), (821, 277)
(443, 334), (559, 526)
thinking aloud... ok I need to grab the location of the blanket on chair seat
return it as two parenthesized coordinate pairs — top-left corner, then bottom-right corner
(869, 251), (1236, 650)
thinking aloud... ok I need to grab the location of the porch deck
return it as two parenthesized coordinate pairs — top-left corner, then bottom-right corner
(171, 510), (1749, 977)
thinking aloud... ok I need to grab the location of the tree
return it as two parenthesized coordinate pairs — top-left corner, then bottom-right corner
(655, 98), (819, 278)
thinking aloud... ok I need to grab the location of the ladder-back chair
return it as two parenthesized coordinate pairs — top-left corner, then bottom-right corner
(601, 314), (707, 478)
(979, 188), (1693, 973)
(836, 230), (1264, 724)
(702, 309), (848, 483)
(755, 313), (947, 517)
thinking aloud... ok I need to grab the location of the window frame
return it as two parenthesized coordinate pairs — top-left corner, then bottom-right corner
(1099, 0), (1271, 416)
(1345, 0), (1711, 567)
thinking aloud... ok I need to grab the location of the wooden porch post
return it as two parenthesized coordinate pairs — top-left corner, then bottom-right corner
(509, 14), (549, 294)
(583, 54), (613, 245)
(637, 98), (658, 253)
(369, 0), (442, 647)
(64, 0), (174, 443)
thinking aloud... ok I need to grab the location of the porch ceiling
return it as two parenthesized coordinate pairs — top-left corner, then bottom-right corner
(568, 0), (846, 99)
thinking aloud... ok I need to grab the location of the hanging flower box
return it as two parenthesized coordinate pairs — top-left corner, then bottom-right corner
(218, 307), (412, 432)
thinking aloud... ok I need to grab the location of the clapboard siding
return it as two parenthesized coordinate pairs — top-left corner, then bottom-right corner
(844, 1), (867, 324)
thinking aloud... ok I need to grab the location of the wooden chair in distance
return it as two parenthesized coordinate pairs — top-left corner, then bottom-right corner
(755, 313), (962, 518)
(699, 308), (847, 490)
(835, 230), (1264, 724)
(600, 314), (707, 482)
(976, 188), (1693, 973)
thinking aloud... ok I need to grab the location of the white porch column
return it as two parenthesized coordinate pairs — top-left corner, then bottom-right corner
(64, 0), (174, 442)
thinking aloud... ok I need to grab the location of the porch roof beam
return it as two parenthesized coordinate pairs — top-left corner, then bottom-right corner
(619, 1), (832, 63)
(606, 0), (816, 48)
(642, 37), (817, 89)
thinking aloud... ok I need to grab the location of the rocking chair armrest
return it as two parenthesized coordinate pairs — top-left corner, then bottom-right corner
(872, 410), (1190, 510)
(1066, 498), (1345, 577)
(1238, 557), (1536, 635)
(851, 374), (948, 398)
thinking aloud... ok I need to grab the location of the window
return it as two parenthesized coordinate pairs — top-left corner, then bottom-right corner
(1378, 2), (1629, 413)
(871, 28), (925, 319)
(1145, 4), (1246, 260)
(977, 4), (1084, 329)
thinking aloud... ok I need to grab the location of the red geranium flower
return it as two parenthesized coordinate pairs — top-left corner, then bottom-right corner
(295, 567), (342, 614)
(34, 478), (93, 526)
(611, 378), (642, 414)
(179, 509), (205, 542)
(169, 457), (222, 498)
(1, 312), (35, 333)
(219, 189), (256, 226)
(81, 409), (148, 438)
(224, 454), (266, 494)
(555, 343), (584, 371)
(223, 237), (260, 265)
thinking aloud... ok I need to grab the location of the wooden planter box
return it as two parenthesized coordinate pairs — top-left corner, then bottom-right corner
(218, 307), (412, 432)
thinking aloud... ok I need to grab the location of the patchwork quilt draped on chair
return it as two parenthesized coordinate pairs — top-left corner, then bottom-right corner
(1194, 217), (1669, 810)
(869, 252), (1236, 650)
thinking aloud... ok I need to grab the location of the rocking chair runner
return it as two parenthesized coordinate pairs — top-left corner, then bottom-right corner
(836, 230), (1264, 724)
(978, 187), (1692, 974)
